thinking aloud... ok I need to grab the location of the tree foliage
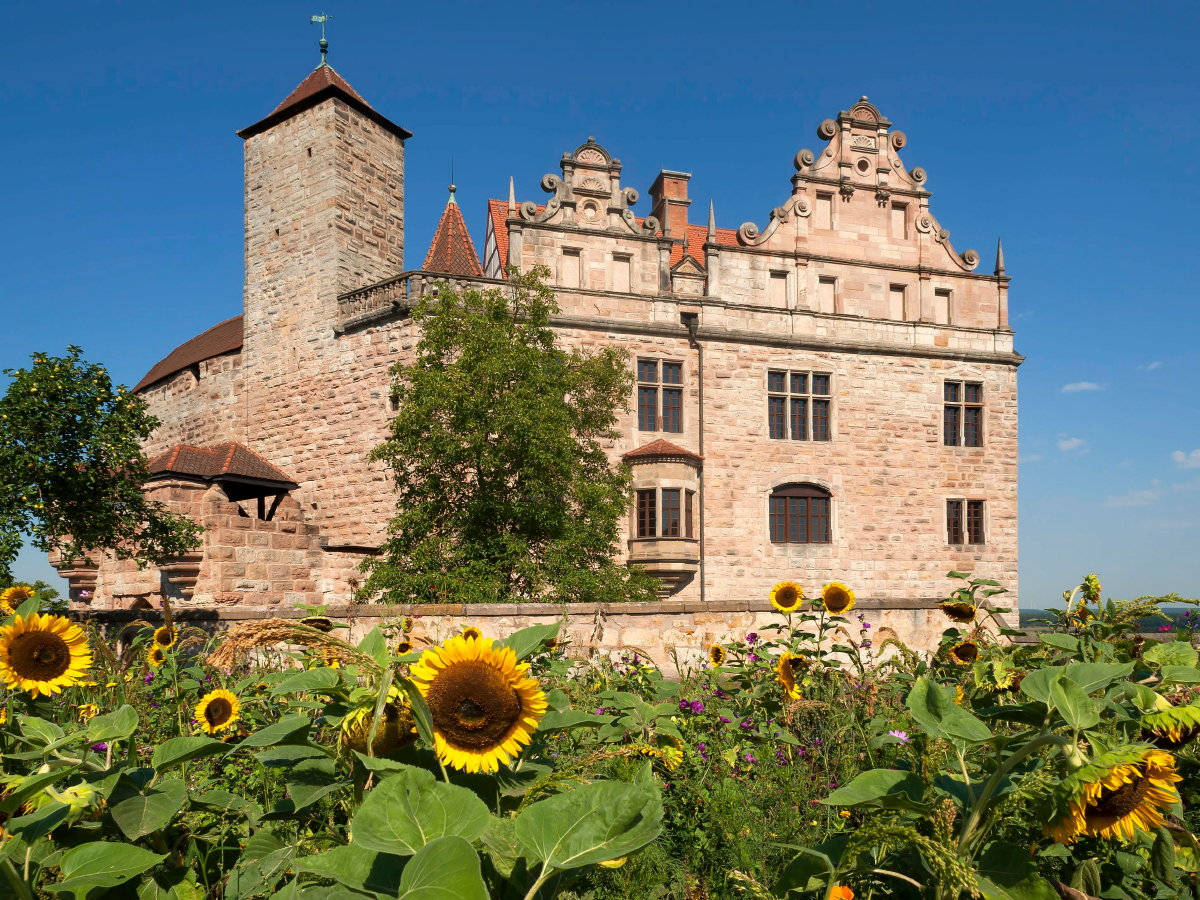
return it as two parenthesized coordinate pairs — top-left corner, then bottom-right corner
(362, 268), (659, 605)
(0, 347), (202, 579)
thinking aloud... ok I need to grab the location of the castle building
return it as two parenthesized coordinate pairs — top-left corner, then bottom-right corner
(55, 50), (1021, 639)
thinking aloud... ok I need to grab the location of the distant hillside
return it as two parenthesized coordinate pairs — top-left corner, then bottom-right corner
(1019, 608), (1195, 632)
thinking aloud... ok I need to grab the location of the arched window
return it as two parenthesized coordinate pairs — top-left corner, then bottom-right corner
(769, 484), (831, 544)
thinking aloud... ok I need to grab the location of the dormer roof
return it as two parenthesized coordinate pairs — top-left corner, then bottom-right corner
(148, 442), (298, 493)
(622, 439), (703, 466)
(237, 63), (412, 141)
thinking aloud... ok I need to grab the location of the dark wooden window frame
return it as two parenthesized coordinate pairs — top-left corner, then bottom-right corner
(768, 483), (832, 544)
(636, 489), (656, 538)
(637, 358), (685, 434)
(767, 370), (832, 442)
(947, 498), (985, 545)
(944, 380), (983, 448)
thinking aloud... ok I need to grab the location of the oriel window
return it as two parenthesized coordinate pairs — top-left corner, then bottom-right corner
(636, 489), (657, 538)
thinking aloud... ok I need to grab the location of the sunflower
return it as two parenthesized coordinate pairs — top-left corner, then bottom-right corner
(0, 613), (93, 698)
(409, 635), (547, 774)
(195, 689), (241, 734)
(947, 640), (979, 665)
(300, 616), (334, 633)
(1048, 747), (1181, 843)
(0, 708), (8, 725)
(1142, 705), (1200, 750)
(78, 703), (99, 722)
(640, 741), (683, 771)
(322, 649), (341, 669)
(769, 581), (804, 614)
(542, 637), (559, 651)
(821, 582), (856, 616)
(153, 625), (176, 649)
(938, 601), (977, 624)
(401, 616), (414, 632)
(955, 685), (966, 706)
(461, 626), (484, 642)
(148, 646), (167, 668)
(0, 585), (35, 615)
(775, 653), (808, 700)
(1082, 573), (1102, 604)
(341, 688), (417, 756)
(395, 639), (413, 655)
(708, 644), (727, 666)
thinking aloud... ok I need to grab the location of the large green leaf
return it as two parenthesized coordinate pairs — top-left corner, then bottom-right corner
(773, 836), (848, 897)
(47, 843), (166, 900)
(241, 714), (313, 749)
(822, 770), (929, 812)
(6, 802), (70, 842)
(271, 669), (340, 697)
(358, 627), (390, 668)
(976, 841), (1058, 900)
(110, 776), (188, 840)
(351, 766), (490, 856)
(286, 758), (348, 811)
(1161, 666), (1200, 685)
(296, 844), (408, 895)
(1145, 641), (1199, 668)
(1063, 662), (1135, 695)
(152, 737), (228, 772)
(497, 623), (562, 662)
(0, 767), (76, 814)
(907, 677), (991, 743)
(1151, 827), (1176, 884)
(18, 715), (64, 746)
(1038, 634), (1080, 653)
(514, 774), (663, 872)
(192, 790), (264, 822)
(1020, 667), (1068, 705)
(137, 865), (204, 900)
(537, 710), (613, 733)
(255, 745), (328, 769)
(86, 705), (140, 743)
(395, 836), (489, 900)
(1049, 678), (1100, 730)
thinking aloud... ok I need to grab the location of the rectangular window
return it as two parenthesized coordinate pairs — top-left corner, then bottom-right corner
(613, 256), (631, 293)
(935, 288), (951, 325)
(767, 370), (831, 441)
(944, 380), (983, 447)
(662, 489), (681, 537)
(637, 490), (656, 538)
(790, 398), (807, 440)
(812, 400), (830, 441)
(967, 500), (984, 544)
(890, 203), (907, 239)
(768, 396), (787, 439)
(947, 500), (964, 544)
(889, 284), (906, 320)
(685, 490), (694, 539)
(818, 277), (837, 313)
(638, 360), (658, 383)
(663, 362), (682, 385)
(561, 250), (580, 288)
(662, 389), (682, 433)
(770, 490), (832, 544)
(815, 193), (833, 230)
(769, 272), (788, 308)
(638, 387), (657, 432)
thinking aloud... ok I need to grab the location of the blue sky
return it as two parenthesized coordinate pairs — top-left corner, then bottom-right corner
(3, 1), (1198, 605)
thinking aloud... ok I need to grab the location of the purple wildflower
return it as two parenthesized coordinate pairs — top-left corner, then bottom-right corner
(715, 688), (727, 699)
(143, 673), (154, 685)
(1159, 625), (1173, 633)
(679, 699), (691, 712)
(746, 633), (758, 645)
(91, 743), (108, 752)
(594, 708), (609, 715)
(79, 590), (91, 598)
(698, 741), (709, 762)
(809, 799), (820, 807)
(748, 653), (760, 662)
(744, 751), (757, 764)
(719, 716), (731, 724)
(888, 730), (909, 745)
(690, 699), (705, 714)
(151, 702), (160, 709)
(861, 640), (872, 649)
(862, 622), (871, 629)
(739, 719), (754, 731)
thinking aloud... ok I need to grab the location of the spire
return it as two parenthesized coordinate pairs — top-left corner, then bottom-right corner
(994, 238), (1005, 277)
(707, 200), (716, 242)
(423, 190), (484, 277)
(310, 14), (331, 68)
(507, 176), (516, 215)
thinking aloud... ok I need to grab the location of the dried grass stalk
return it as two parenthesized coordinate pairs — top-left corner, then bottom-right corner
(206, 618), (378, 672)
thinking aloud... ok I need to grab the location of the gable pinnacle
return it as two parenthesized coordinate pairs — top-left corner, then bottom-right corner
(707, 199), (716, 242)
(994, 238), (1005, 276)
(507, 176), (516, 215)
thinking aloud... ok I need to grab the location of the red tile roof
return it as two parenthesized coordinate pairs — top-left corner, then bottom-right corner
(485, 200), (737, 278)
(622, 439), (703, 464)
(424, 196), (483, 277)
(134, 315), (244, 393)
(237, 63), (412, 141)
(148, 442), (297, 486)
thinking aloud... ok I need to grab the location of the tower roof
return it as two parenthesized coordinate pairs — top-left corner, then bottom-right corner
(423, 187), (484, 277)
(237, 62), (412, 141)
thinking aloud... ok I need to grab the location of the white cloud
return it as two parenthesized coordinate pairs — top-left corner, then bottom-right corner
(1061, 382), (1102, 393)
(1057, 437), (1087, 452)
(1020, 453), (1042, 463)
(1173, 477), (1200, 493)
(1172, 449), (1200, 469)
(1137, 361), (1164, 371)
(1105, 480), (1165, 508)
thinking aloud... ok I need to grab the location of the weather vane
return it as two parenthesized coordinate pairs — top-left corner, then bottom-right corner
(310, 13), (331, 65)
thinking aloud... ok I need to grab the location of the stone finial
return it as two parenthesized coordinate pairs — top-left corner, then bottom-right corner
(507, 176), (516, 215)
(448, 183), (457, 205)
(707, 200), (716, 242)
(994, 238), (1005, 277)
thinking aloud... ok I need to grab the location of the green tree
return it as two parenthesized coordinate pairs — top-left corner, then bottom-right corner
(362, 267), (659, 605)
(0, 347), (202, 580)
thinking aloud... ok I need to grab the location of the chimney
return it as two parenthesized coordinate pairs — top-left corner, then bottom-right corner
(648, 170), (691, 240)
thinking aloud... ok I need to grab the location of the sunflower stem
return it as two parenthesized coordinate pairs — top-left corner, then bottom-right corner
(437, 757), (451, 784)
(0, 858), (32, 900)
(521, 870), (551, 900)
